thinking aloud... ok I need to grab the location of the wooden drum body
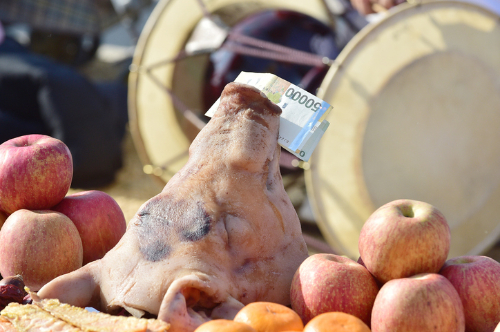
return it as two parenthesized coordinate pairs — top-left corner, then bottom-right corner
(128, 0), (347, 184)
(306, 0), (500, 259)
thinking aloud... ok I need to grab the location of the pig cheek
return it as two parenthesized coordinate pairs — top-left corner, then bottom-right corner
(135, 203), (214, 263)
(224, 214), (259, 256)
(177, 202), (212, 242)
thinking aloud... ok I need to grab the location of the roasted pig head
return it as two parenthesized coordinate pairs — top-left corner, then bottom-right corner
(38, 82), (309, 332)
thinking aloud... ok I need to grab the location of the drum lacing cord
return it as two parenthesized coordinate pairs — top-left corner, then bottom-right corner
(223, 32), (333, 68)
(196, 0), (335, 68)
(139, 49), (207, 131)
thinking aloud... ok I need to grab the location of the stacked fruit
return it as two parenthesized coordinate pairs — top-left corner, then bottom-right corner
(0, 135), (127, 291)
(291, 199), (500, 332)
(189, 199), (500, 332)
(194, 301), (370, 332)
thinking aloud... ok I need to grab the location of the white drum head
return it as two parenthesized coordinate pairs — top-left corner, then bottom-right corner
(306, 0), (500, 259)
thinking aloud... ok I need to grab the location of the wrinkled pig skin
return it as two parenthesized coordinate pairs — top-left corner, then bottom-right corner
(38, 82), (309, 332)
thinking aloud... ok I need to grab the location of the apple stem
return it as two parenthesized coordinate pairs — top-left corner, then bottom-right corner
(399, 206), (415, 218)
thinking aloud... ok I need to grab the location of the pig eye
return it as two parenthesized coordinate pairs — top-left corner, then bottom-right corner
(136, 210), (173, 262)
(180, 204), (212, 242)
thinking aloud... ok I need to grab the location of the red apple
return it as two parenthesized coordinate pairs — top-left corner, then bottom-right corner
(371, 273), (465, 332)
(52, 190), (127, 265)
(0, 135), (73, 214)
(290, 253), (379, 325)
(0, 209), (83, 291)
(358, 199), (450, 284)
(439, 255), (500, 332)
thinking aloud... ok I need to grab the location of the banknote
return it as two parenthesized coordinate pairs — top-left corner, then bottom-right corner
(205, 72), (332, 161)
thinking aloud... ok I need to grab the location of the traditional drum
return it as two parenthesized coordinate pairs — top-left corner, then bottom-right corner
(306, 0), (500, 259)
(127, 0), (362, 184)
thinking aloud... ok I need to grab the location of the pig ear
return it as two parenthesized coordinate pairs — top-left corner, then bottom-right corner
(210, 295), (245, 320)
(158, 286), (209, 332)
(158, 275), (235, 330)
(158, 276), (246, 331)
(36, 262), (101, 310)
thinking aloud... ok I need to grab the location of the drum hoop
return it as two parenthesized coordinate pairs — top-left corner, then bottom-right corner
(128, 0), (174, 184)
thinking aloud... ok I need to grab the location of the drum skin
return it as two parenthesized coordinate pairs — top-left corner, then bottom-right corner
(306, 0), (500, 259)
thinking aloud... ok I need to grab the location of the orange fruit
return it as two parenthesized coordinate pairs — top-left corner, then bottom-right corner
(304, 312), (371, 332)
(234, 302), (304, 332)
(194, 319), (258, 332)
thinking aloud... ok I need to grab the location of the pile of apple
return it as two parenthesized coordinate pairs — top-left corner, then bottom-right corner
(0, 134), (127, 291)
(290, 199), (500, 332)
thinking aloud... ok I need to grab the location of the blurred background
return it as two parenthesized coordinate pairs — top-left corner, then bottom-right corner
(1, 0), (499, 261)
